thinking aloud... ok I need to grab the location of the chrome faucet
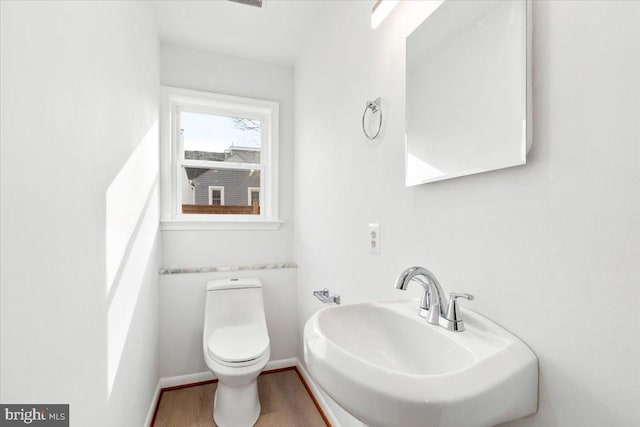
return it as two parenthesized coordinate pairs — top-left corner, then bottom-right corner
(395, 266), (474, 332)
(395, 266), (447, 326)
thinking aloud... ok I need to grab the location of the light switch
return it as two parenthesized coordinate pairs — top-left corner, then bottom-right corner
(369, 223), (380, 254)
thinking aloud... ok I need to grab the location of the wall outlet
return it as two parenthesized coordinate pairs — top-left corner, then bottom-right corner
(369, 223), (380, 254)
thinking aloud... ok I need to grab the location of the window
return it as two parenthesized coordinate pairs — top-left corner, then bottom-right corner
(248, 187), (260, 206)
(208, 186), (225, 206)
(161, 87), (281, 230)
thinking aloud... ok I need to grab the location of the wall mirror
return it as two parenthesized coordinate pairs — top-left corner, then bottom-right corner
(405, 0), (531, 186)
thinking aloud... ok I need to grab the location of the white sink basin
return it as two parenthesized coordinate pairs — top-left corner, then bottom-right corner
(303, 300), (538, 427)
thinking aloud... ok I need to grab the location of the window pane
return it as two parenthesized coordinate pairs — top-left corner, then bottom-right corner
(181, 167), (261, 215)
(181, 111), (261, 163)
(209, 188), (223, 206)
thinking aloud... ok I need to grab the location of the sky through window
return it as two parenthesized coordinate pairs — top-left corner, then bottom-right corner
(181, 111), (261, 153)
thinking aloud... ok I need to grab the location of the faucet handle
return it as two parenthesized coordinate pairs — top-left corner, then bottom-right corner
(449, 292), (474, 302)
(444, 292), (474, 332)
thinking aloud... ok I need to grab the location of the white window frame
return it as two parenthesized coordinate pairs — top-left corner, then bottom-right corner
(160, 86), (281, 230)
(208, 186), (225, 206)
(247, 187), (260, 206)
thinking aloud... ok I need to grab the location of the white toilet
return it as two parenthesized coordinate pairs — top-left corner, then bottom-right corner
(203, 278), (270, 427)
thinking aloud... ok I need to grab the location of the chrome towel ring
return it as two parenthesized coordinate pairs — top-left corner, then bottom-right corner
(362, 97), (382, 140)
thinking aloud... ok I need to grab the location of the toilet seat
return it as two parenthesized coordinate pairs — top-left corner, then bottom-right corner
(207, 325), (269, 366)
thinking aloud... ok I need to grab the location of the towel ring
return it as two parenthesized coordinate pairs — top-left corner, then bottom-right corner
(362, 98), (382, 140)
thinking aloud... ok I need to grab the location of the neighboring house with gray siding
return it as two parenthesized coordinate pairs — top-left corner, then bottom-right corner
(184, 147), (260, 207)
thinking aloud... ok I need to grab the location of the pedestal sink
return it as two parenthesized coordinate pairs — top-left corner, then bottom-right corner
(303, 299), (538, 427)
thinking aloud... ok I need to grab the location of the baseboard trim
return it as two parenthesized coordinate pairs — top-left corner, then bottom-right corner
(295, 358), (341, 427)
(144, 382), (161, 427)
(265, 356), (298, 371)
(158, 370), (213, 389)
(294, 361), (333, 427)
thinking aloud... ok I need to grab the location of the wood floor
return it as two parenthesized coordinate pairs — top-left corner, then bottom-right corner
(152, 368), (329, 427)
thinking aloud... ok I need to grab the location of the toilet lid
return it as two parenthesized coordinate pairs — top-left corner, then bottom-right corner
(207, 325), (269, 363)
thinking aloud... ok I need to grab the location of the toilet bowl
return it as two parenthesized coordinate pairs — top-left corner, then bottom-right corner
(203, 278), (270, 427)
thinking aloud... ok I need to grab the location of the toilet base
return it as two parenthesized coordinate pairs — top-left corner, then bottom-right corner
(213, 379), (260, 427)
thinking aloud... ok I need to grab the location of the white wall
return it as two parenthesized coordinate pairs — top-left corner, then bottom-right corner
(158, 45), (297, 376)
(0, 2), (161, 426)
(294, 1), (640, 426)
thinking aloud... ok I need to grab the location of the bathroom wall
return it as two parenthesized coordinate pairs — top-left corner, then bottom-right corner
(158, 45), (297, 377)
(294, 1), (640, 426)
(0, 2), (161, 426)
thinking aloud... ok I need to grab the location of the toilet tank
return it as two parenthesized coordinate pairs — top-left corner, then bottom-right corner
(204, 278), (267, 331)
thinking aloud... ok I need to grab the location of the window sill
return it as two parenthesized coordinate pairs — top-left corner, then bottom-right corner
(160, 219), (284, 231)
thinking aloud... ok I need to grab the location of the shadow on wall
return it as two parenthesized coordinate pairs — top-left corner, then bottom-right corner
(105, 121), (160, 398)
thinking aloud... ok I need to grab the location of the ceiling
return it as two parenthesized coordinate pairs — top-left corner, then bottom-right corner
(152, 0), (328, 66)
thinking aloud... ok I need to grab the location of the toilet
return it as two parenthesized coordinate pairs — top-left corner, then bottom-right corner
(203, 278), (270, 427)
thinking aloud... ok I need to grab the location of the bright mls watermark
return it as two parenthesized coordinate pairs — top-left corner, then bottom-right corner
(0, 405), (68, 426)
